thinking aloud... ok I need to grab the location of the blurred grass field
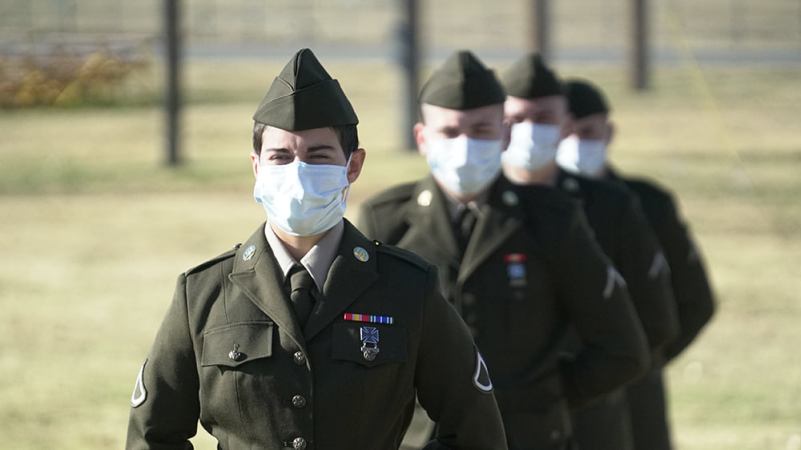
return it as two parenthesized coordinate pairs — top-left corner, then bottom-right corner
(1, 56), (800, 450)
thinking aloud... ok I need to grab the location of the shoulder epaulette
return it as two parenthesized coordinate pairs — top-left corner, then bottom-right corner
(184, 245), (239, 276)
(372, 240), (431, 272)
(362, 182), (416, 208)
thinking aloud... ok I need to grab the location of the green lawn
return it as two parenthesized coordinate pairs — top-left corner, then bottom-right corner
(1, 59), (799, 449)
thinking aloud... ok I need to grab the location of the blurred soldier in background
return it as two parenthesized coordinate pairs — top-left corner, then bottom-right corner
(558, 78), (717, 450)
(126, 48), (509, 450)
(498, 53), (681, 450)
(359, 50), (649, 450)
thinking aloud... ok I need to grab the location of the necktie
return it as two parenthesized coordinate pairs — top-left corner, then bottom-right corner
(454, 206), (478, 258)
(288, 264), (316, 326)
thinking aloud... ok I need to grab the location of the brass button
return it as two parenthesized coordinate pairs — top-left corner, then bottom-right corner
(291, 394), (307, 408)
(293, 351), (306, 366)
(292, 437), (307, 449)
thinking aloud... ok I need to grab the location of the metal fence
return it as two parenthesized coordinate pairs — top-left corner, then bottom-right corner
(1, 0), (800, 62)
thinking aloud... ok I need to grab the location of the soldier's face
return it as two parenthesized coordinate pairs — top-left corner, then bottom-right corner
(504, 95), (567, 128)
(251, 126), (365, 184)
(414, 103), (507, 155)
(564, 113), (613, 144)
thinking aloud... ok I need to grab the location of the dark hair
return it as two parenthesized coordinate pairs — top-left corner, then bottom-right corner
(252, 122), (359, 158)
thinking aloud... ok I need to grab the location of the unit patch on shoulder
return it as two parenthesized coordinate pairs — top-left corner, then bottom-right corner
(130, 360), (148, 408)
(473, 350), (493, 393)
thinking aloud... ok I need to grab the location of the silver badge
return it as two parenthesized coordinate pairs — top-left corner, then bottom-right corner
(353, 246), (369, 262)
(502, 190), (519, 206)
(360, 326), (380, 361)
(417, 190), (433, 207)
(242, 244), (256, 261)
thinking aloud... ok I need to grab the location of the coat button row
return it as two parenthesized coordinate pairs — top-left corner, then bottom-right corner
(291, 394), (307, 408)
(293, 351), (306, 366)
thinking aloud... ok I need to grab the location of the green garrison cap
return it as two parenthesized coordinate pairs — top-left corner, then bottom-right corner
(500, 53), (563, 99)
(252, 48), (358, 130)
(419, 50), (506, 110)
(563, 79), (610, 119)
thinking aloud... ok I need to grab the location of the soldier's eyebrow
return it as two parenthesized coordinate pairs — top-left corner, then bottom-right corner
(307, 145), (336, 153)
(264, 147), (291, 154)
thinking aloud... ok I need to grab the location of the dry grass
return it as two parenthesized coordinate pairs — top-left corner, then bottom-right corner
(0, 59), (800, 449)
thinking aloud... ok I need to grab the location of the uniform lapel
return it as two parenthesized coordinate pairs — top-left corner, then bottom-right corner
(303, 220), (379, 341)
(228, 224), (306, 349)
(458, 176), (524, 284)
(398, 176), (460, 269)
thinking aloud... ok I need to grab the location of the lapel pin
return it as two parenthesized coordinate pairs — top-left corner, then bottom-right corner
(353, 246), (369, 262)
(417, 190), (432, 207)
(242, 244), (256, 261)
(502, 190), (519, 207)
(360, 326), (380, 361)
(562, 177), (579, 193)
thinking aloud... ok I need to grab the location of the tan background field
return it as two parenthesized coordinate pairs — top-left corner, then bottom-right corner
(1, 0), (801, 448)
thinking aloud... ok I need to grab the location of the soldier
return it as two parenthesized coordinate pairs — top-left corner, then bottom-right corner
(358, 50), (649, 450)
(126, 48), (509, 450)
(498, 53), (681, 450)
(558, 78), (716, 450)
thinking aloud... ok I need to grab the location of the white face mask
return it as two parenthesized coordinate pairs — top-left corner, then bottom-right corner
(556, 135), (608, 177)
(425, 135), (502, 197)
(502, 122), (561, 171)
(253, 158), (350, 236)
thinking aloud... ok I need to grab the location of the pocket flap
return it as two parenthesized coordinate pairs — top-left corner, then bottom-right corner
(201, 321), (274, 368)
(332, 322), (407, 367)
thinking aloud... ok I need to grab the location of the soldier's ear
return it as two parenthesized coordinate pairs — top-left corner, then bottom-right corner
(605, 121), (615, 145)
(413, 122), (427, 156)
(250, 152), (260, 178)
(346, 148), (366, 184)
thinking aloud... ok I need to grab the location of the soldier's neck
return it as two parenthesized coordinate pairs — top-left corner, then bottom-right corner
(503, 161), (559, 186)
(270, 224), (326, 261)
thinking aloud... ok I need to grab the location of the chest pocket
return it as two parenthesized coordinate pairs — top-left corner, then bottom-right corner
(201, 321), (274, 368)
(331, 322), (407, 367)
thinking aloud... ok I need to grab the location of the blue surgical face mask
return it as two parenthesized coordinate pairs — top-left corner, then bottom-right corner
(556, 135), (608, 178)
(425, 135), (502, 196)
(253, 158), (350, 236)
(502, 122), (561, 171)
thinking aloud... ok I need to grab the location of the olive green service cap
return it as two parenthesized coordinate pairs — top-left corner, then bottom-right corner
(419, 50), (506, 110)
(252, 48), (359, 130)
(563, 79), (611, 119)
(500, 53), (563, 99)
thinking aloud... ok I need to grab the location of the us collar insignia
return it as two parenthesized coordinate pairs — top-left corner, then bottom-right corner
(360, 326), (380, 361)
(343, 312), (394, 325)
(504, 253), (528, 288)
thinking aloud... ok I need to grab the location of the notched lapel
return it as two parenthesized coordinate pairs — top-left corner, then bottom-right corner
(303, 221), (379, 341)
(228, 224), (306, 350)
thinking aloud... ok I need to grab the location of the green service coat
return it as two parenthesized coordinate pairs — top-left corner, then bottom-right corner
(607, 169), (716, 450)
(359, 176), (649, 450)
(126, 220), (508, 450)
(554, 170), (680, 450)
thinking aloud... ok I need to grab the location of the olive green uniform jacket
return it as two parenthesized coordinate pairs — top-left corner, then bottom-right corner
(126, 220), (508, 450)
(358, 176), (649, 450)
(554, 170), (680, 450)
(607, 169), (716, 450)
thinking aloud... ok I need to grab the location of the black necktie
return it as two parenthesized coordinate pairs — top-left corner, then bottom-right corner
(454, 206), (477, 258)
(288, 265), (316, 326)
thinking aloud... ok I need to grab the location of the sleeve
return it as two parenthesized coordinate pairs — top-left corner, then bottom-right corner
(415, 266), (509, 450)
(658, 199), (716, 360)
(554, 210), (650, 407)
(614, 196), (680, 357)
(126, 274), (200, 450)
